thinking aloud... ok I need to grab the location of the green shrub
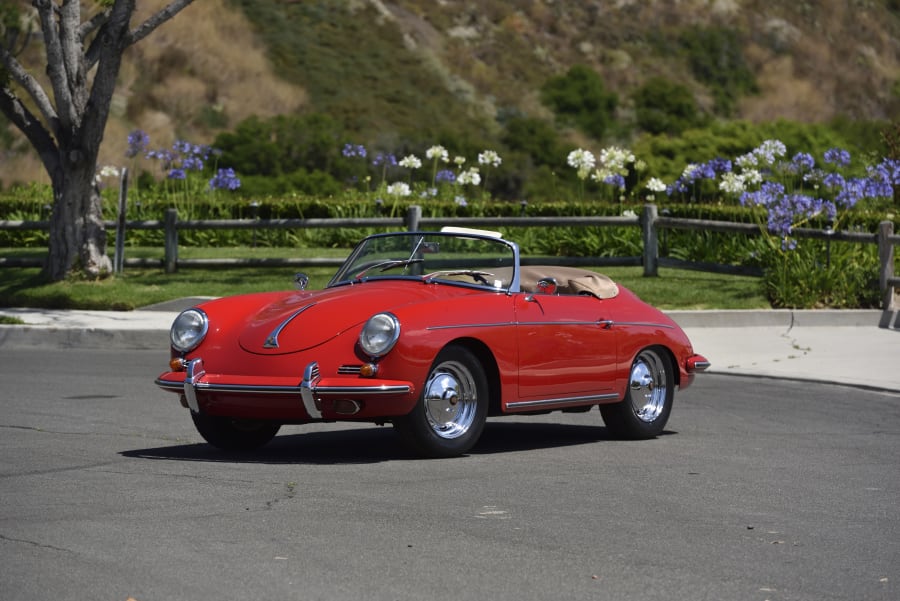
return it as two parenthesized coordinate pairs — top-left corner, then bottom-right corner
(539, 64), (618, 139)
(633, 77), (706, 135)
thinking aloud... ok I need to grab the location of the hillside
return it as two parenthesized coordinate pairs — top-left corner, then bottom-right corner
(2, 0), (899, 187)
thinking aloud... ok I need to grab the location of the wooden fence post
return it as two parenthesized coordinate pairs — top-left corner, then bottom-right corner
(642, 203), (658, 277)
(113, 167), (128, 274)
(405, 205), (422, 232)
(164, 208), (178, 274)
(878, 220), (895, 310)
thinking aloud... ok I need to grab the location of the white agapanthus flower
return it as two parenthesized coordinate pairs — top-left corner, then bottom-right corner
(718, 172), (746, 194)
(741, 169), (763, 186)
(567, 148), (596, 180)
(477, 150), (502, 168)
(426, 145), (449, 162)
(599, 146), (635, 174)
(646, 177), (667, 193)
(399, 154), (422, 169)
(457, 167), (481, 186)
(753, 139), (787, 165)
(590, 167), (614, 183)
(453, 155), (466, 167)
(386, 182), (411, 196)
(735, 152), (758, 169)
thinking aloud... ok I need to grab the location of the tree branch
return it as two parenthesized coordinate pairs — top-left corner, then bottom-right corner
(77, 8), (110, 42)
(125, 0), (195, 47)
(33, 0), (76, 128)
(0, 85), (59, 178)
(0, 44), (59, 137)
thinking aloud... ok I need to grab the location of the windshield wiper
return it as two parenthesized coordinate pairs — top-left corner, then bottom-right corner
(354, 258), (424, 281)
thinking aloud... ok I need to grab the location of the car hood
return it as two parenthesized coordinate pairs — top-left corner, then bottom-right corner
(236, 282), (444, 355)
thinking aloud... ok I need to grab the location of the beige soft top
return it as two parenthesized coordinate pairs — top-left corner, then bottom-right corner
(518, 265), (619, 299)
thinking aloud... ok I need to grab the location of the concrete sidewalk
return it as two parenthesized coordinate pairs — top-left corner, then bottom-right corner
(1, 304), (897, 392)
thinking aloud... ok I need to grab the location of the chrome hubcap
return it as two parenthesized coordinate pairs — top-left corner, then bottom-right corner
(423, 361), (477, 439)
(629, 350), (668, 423)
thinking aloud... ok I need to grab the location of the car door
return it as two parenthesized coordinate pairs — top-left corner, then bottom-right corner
(513, 291), (618, 405)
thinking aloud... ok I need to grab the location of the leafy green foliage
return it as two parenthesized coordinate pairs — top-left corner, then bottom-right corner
(760, 240), (881, 308)
(633, 77), (706, 135)
(540, 65), (618, 139)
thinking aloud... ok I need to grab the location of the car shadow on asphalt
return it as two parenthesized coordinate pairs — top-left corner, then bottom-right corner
(121, 421), (674, 464)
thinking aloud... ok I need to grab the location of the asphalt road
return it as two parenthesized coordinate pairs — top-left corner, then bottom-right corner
(1, 349), (898, 601)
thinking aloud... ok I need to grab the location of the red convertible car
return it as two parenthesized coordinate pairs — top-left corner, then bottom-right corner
(156, 228), (708, 457)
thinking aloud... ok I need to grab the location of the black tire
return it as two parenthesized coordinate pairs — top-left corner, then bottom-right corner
(191, 412), (281, 451)
(600, 347), (674, 439)
(393, 345), (489, 458)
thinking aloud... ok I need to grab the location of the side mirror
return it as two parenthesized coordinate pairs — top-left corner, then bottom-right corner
(294, 273), (309, 290)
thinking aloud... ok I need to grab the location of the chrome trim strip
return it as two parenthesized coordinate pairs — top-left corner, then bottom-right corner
(315, 385), (412, 395)
(427, 322), (514, 331)
(183, 358), (204, 413)
(515, 321), (606, 327)
(613, 321), (675, 329)
(155, 378), (183, 392)
(263, 303), (316, 349)
(184, 382), (411, 396)
(428, 319), (666, 331)
(507, 393), (619, 410)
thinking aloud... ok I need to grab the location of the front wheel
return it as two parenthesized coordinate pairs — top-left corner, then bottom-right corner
(191, 412), (281, 451)
(393, 345), (488, 458)
(600, 347), (674, 439)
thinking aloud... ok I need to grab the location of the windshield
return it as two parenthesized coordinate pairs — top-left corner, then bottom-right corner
(329, 232), (519, 291)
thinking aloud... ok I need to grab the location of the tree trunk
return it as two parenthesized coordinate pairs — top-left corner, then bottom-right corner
(45, 162), (112, 281)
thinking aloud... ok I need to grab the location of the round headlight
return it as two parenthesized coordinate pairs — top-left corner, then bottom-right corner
(359, 313), (400, 358)
(170, 308), (209, 353)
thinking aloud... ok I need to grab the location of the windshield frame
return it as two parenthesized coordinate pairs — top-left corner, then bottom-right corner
(328, 231), (521, 292)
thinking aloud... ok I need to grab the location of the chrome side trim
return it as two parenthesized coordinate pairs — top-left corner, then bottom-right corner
(506, 393), (619, 411)
(183, 358), (205, 413)
(427, 319), (665, 331)
(427, 322), (514, 331)
(263, 303), (316, 349)
(612, 321), (675, 329)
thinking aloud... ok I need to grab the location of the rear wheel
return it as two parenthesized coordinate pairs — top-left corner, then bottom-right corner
(601, 347), (674, 439)
(191, 412), (281, 451)
(394, 345), (488, 458)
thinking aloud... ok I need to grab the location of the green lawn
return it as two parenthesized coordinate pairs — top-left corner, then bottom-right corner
(0, 246), (770, 310)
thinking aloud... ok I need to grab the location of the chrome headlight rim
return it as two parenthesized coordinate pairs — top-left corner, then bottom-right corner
(359, 312), (400, 358)
(170, 308), (209, 353)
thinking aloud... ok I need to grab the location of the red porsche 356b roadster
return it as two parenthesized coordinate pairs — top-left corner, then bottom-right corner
(156, 228), (708, 457)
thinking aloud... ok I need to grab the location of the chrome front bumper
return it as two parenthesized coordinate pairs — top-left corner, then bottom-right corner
(155, 359), (413, 419)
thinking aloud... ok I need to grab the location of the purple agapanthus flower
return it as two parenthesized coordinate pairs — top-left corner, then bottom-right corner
(824, 148), (851, 167)
(342, 143), (367, 158)
(435, 169), (456, 183)
(167, 168), (186, 180)
(372, 152), (397, 167)
(182, 156), (204, 171)
(790, 152), (815, 173)
(126, 129), (150, 159)
(669, 157), (732, 194)
(602, 173), (626, 189)
(209, 167), (241, 191)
